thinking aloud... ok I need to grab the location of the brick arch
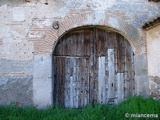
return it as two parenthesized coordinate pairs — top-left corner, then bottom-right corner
(28, 11), (145, 55)
(51, 12), (148, 98)
(28, 12), (149, 108)
(53, 12), (145, 55)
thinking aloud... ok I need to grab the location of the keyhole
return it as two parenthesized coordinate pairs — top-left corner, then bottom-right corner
(112, 83), (113, 87)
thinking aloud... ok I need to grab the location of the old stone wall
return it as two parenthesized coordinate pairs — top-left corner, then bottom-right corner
(147, 25), (160, 100)
(0, 0), (159, 108)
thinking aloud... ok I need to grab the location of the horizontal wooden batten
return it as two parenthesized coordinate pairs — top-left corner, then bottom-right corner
(148, 0), (160, 2)
(54, 56), (90, 58)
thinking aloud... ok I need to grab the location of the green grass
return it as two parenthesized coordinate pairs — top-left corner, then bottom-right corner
(0, 96), (159, 120)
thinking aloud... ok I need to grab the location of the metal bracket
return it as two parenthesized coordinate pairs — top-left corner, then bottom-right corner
(52, 21), (59, 30)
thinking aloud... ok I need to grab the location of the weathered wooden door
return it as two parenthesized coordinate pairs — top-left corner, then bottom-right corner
(53, 27), (135, 108)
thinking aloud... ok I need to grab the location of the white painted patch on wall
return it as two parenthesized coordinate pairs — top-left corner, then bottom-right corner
(12, 7), (25, 22)
(94, 11), (105, 23)
(109, 17), (119, 28)
(87, 12), (105, 24)
(0, 26), (11, 38)
(91, 0), (116, 9)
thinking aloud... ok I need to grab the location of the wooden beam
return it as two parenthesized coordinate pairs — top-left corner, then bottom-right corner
(142, 17), (160, 30)
(148, 0), (160, 2)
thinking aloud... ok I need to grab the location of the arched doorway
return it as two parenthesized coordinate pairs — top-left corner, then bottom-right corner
(53, 27), (135, 108)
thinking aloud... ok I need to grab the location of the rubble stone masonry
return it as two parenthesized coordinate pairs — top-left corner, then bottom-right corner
(0, 0), (159, 108)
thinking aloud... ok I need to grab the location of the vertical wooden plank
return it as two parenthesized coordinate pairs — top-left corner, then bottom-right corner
(75, 33), (79, 57)
(75, 58), (79, 107)
(73, 58), (78, 108)
(66, 35), (71, 56)
(84, 31), (91, 57)
(86, 58), (90, 104)
(70, 33), (74, 56)
(117, 34), (125, 73)
(83, 58), (86, 106)
(59, 57), (62, 105)
(64, 58), (67, 107)
(81, 33), (84, 57)
(123, 39), (127, 98)
(80, 58), (84, 107)
(97, 29), (105, 56)
(77, 58), (82, 107)
(114, 33), (118, 74)
(108, 32), (114, 49)
(62, 57), (65, 106)
(64, 58), (68, 107)
(68, 58), (77, 108)
(61, 57), (65, 106)
(82, 58), (87, 107)
(116, 73), (124, 103)
(95, 28), (108, 104)
(59, 36), (63, 56)
(53, 56), (57, 104)
(63, 36), (67, 56)
(73, 33), (78, 57)
(98, 56), (106, 104)
(105, 31), (109, 103)
(93, 28), (99, 103)
(57, 57), (60, 104)
(108, 49), (115, 103)
(89, 28), (94, 104)
(77, 58), (81, 107)
(77, 32), (81, 57)
(131, 47), (135, 96)
(58, 38), (62, 56)
(69, 76), (73, 107)
(71, 33), (74, 56)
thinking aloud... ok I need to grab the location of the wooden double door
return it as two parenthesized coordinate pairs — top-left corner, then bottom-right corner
(53, 27), (135, 108)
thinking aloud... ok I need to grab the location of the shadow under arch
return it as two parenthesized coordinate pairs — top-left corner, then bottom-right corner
(53, 25), (136, 55)
(51, 11), (145, 55)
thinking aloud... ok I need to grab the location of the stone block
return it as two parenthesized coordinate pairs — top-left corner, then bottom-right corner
(149, 76), (160, 100)
(0, 76), (33, 106)
(1, 39), (34, 61)
(12, 7), (25, 22)
(33, 77), (53, 108)
(0, 58), (33, 76)
(135, 75), (149, 97)
(134, 54), (148, 76)
(33, 54), (52, 78)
